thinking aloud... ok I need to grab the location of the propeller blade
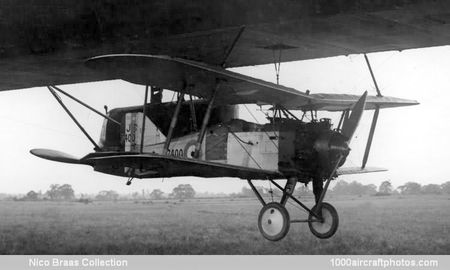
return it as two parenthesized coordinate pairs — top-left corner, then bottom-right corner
(341, 91), (368, 142)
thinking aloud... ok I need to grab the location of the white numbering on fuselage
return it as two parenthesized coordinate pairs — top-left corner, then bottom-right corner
(165, 141), (197, 158)
(125, 123), (138, 143)
(167, 148), (184, 157)
(124, 133), (136, 143)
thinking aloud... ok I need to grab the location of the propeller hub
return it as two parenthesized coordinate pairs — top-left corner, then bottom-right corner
(314, 131), (350, 174)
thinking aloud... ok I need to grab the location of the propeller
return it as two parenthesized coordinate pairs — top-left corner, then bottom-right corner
(314, 91), (368, 206)
(341, 91), (368, 143)
(314, 91), (368, 174)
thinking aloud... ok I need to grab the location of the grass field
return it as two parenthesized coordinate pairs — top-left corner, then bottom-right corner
(0, 195), (448, 254)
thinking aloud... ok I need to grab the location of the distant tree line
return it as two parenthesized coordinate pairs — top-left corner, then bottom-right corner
(225, 180), (450, 198)
(16, 184), (75, 201)
(333, 180), (450, 196)
(140, 184), (196, 200)
(8, 180), (450, 202)
(13, 183), (198, 202)
(95, 190), (119, 201)
(332, 181), (377, 196)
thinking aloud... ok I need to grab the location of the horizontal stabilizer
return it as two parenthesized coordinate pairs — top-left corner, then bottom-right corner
(30, 149), (81, 164)
(337, 166), (387, 176)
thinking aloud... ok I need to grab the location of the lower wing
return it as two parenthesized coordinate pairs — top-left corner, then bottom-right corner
(337, 167), (387, 176)
(31, 149), (386, 179)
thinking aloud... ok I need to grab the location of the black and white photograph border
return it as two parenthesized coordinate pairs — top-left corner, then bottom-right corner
(0, 1), (448, 266)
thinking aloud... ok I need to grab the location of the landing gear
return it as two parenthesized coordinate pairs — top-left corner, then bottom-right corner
(308, 202), (339, 239)
(258, 202), (290, 241)
(248, 178), (339, 241)
(312, 176), (323, 204)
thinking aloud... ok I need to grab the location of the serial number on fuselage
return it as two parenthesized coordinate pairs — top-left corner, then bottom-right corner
(166, 148), (185, 157)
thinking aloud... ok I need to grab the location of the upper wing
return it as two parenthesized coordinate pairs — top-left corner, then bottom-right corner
(1, 1), (450, 91)
(86, 54), (418, 111)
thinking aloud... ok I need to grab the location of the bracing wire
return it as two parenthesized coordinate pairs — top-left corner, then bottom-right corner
(227, 127), (253, 146)
(229, 131), (262, 169)
(242, 104), (279, 150)
(272, 48), (282, 85)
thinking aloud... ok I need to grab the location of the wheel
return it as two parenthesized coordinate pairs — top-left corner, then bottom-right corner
(258, 202), (290, 241)
(308, 202), (339, 239)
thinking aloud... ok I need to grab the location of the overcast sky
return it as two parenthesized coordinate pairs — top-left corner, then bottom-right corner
(0, 46), (449, 195)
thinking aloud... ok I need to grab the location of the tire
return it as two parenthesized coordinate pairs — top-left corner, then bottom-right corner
(308, 202), (339, 239)
(258, 202), (290, 241)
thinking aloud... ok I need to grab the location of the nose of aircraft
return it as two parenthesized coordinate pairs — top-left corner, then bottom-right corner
(314, 131), (350, 173)
(314, 91), (368, 175)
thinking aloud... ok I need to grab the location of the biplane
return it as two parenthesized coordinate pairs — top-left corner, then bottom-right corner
(31, 53), (417, 240)
(1, 0), (448, 240)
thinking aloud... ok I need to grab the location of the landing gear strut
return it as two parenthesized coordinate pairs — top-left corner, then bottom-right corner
(248, 177), (339, 241)
(312, 176), (323, 205)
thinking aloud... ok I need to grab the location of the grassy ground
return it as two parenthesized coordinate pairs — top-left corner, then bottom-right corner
(0, 195), (448, 254)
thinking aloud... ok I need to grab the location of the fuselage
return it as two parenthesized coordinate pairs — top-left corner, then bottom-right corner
(96, 101), (347, 183)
